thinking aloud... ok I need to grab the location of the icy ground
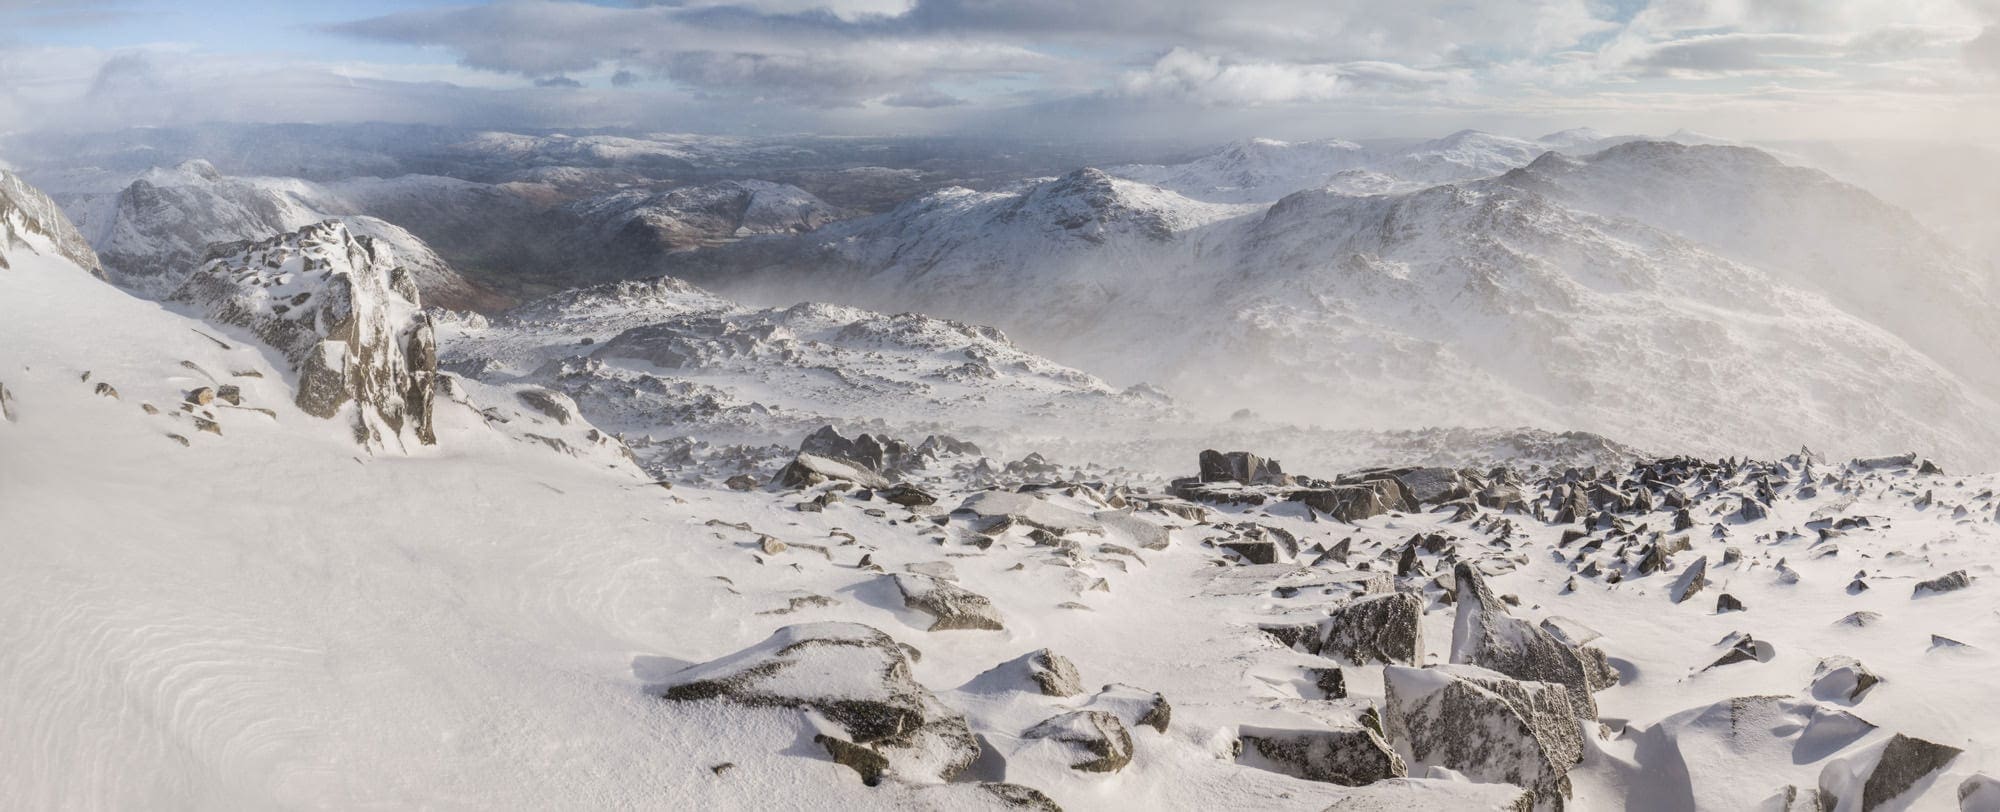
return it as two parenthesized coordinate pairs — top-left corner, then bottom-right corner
(6, 227), (2000, 810)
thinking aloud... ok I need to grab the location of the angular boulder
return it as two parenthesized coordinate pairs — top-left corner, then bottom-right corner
(1383, 664), (1582, 808)
(660, 622), (978, 782)
(775, 452), (893, 490)
(1449, 562), (1603, 719)
(1316, 592), (1425, 666)
(890, 573), (1004, 631)
(1022, 710), (1133, 773)
(1239, 723), (1406, 787)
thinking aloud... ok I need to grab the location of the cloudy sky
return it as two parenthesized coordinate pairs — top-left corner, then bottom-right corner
(3, 0), (1999, 141)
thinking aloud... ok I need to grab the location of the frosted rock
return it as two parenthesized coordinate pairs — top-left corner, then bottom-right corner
(660, 622), (978, 782)
(174, 221), (437, 446)
(1383, 664), (1581, 808)
(1022, 710), (1132, 773)
(1449, 562), (1602, 719)
(890, 573), (1004, 631)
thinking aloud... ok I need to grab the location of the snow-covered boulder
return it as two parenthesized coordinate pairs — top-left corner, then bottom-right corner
(659, 622), (979, 783)
(1449, 562), (1604, 719)
(1020, 710), (1133, 773)
(889, 573), (1005, 631)
(172, 220), (439, 446)
(1383, 664), (1582, 809)
(1816, 732), (1962, 812)
(962, 649), (1083, 697)
(1809, 657), (1883, 705)
(1238, 720), (1405, 787)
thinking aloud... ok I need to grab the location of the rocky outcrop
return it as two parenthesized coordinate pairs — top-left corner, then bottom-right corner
(1809, 657), (1882, 705)
(659, 622), (979, 782)
(1383, 664), (1582, 809)
(172, 221), (437, 446)
(1912, 570), (1972, 597)
(1199, 449), (1289, 485)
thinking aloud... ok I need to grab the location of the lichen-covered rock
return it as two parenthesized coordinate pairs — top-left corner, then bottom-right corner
(660, 622), (978, 782)
(1450, 562), (1602, 719)
(1817, 732), (1962, 811)
(1023, 710), (1133, 773)
(173, 221), (437, 446)
(1383, 664), (1582, 809)
(1239, 723), (1406, 787)
(1316, 591), (1425, 666)
(890, 573), (1004, 631)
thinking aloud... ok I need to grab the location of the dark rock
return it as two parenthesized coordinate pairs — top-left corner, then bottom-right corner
(1308, 666), (1347, 699)
(1818, 733), (1961, 812)
(1199, 449), (1287, 485)
(1913, 570), (1972, 597)
(882, 483), (938, 507)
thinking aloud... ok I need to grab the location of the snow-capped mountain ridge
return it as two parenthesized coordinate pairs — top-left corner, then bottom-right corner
(687, 141), (2000, 468)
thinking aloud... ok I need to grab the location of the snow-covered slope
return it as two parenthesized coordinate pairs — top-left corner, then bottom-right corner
(702, 146), (2000, 469)
(1, 168), (104, 275)
(1500, 143), (2000, 392)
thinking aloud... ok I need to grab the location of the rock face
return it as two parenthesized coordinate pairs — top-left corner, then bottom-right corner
(1817, 732), (1963, 812)
(1316, 592), (1425, 666)
(1022, 710), (1134, 773)
(173, 221), (438, 446)
(1450, 562), (1604, 719)
(0, 170), (104, 276)
(890, 573), (1005, 631)
(659, 622), (979, 782)
(1239, 724), (1406, 787)
(1383, 664), (1583, 808)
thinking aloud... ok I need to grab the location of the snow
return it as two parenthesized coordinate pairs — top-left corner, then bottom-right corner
(11, 133), (2000, 811)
